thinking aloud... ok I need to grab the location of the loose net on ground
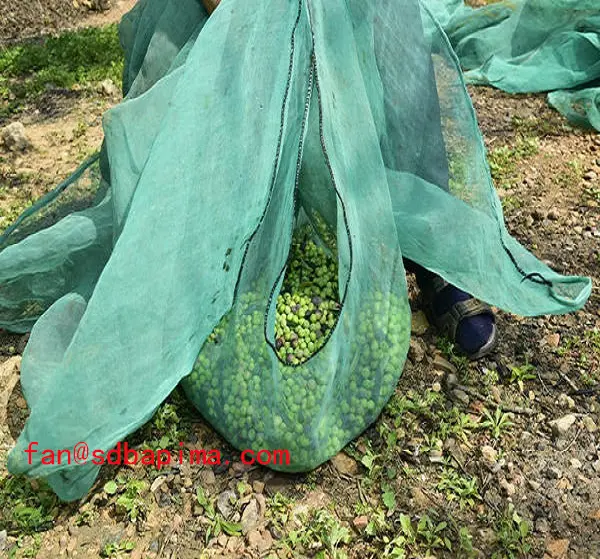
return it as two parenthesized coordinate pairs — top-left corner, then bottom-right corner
(428, 0), (600, 131)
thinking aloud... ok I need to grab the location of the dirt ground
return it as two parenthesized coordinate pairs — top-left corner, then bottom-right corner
(0, 2), (599, 559)
(0, 0), (137, 44)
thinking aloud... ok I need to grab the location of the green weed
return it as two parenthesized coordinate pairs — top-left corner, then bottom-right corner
(0, 475), (58, 535)
(0, 25), (123, 119)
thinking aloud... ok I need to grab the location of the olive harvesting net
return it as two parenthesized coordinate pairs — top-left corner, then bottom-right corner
(428, 0), (600, 131)
(0, 0), (592, 501)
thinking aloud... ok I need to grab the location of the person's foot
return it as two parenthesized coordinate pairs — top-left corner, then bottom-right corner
(417, 271), (497, 360)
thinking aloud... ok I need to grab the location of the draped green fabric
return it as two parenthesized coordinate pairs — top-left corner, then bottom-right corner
(0, 0), (591, 501)
(428, 0), (600, 131)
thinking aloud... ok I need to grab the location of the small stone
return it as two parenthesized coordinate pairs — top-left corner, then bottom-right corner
(547, 210), (559, 220)
(408, 338), (426, 363)
(216, 490), (236, 519)
(150, 476), (166, 493)
(490, 385), (502, 403)
(570, 458), (582, 469)
(583, 416), (598, 433)
(431, 382), (442, 392)
(549, 414), (576, 438)
(592, 460), (600, 474)
(241, 499), (261, 534)
(545, 466), (562, 480)
(0, 530), (6, 552)
(500, 478), (516, 496)
(225, 537), (243, 553)
(557, 393), (575, 410)
(252, 480), (265, 494)
(59, 535), (69, 550)
(99, 78), (119, 97)
(331, 452), (359, 476)
(199, 469), (216, 486)
(353, 516), (369, 531)
(546, 333), (561, 347)
(246, 529), (271, 551)
(528, 479), (541, 491)
(532, 208), (546, 221)
(217, 534), (228, 547)
(535, 517), (550, 533)
(450, 388), (469, 406)
(254, 493), (267, 520)
(584, 170), (597, 181)
(2, 122), (31, 151)
(428, 449), (444, 463)
(481, 445), (498, 467)
(545, 538), (569, 558)
(433, 355), (457, 375)
(270, 525), (284, 540)
(246, 529), (261, 547)
(193, 504), (204, 516)
(445, 373), (458, 388)
(257, 530), (273, 552)
(411, 311), (429, 335)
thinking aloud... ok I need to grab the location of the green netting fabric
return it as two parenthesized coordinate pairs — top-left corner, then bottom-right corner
(0, 0), (591, 501)
(428, 0), (600, 131)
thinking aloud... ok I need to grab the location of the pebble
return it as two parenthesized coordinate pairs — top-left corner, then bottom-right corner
(481, 445), (498, 468)
(584, 170), (597, 181)
(1, 122), (31, 151)
(570, 458), (582, 469)
(490, 385), (502, 403)
(445, 373), (458, 388)
(199, 469), (216, 486)
(583, 416), (598, 433)
(450, 388), (469, 406)
(352, 516), (369, 531)
(557, 393), (575, 410)
(433, 355), (457, 375)
(546, 333), (561, 347)
(535, 517), (550, 534)
(241, 498), (261, 534)
(408, 338), (426, 363)
(331, 452), (359, 476)
(246, 529), (272, 552)
(428, 449), (444, 463)
(545, 466), (562, 480)
(217, 534), (228, 547)
(545, 538), (570, 558)
(99, 78), (119, 97)
(528, 479), (541, 491)
(252, 480), (265, 494)
(547, 209), (559, 220)
(411, 311), (429, 335)
(549, 414), (576, 438)
(0, 530), (6, 552)
(500, 478), (516, 496)
(150, 476), (166, 493)
(216, 490), (236, 519)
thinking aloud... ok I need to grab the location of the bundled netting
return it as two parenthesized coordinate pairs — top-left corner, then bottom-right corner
(428, 0), (600, 131)
(0, 0), (591, 501)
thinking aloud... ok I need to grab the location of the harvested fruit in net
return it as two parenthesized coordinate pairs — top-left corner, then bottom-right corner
(181, 228), (411, 469)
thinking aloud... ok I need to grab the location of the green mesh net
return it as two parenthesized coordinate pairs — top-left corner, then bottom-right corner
(428, 0), (600, 131)
(0, 0), (592, 501)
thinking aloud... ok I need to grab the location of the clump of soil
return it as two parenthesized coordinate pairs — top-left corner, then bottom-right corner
(0, 0), (111, 44)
